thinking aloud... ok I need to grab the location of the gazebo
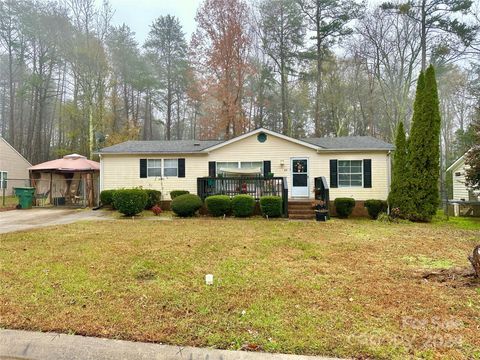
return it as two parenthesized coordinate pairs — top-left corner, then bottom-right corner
(29, 154), (100, 207)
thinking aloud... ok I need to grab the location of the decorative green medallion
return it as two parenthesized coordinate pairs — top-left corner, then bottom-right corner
(257, 132), (267, 143)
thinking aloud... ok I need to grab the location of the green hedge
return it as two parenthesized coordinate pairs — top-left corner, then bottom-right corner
(334, 197), (356, 218)
(100, 189), (116, 206)
(231, 194), (255, 217)
(205, 195), (231, 217)
(170, 190), (190, 199)
(259, 196), (282, 218)
(171, 194), (203, 217)
(144, 189), (161, 209)
(112, 189), (148, 216)
(364, 199), (388, 219)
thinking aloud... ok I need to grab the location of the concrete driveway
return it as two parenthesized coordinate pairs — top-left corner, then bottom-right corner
(0, 208), (111, 234)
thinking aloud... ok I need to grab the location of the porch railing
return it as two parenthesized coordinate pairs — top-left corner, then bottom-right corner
(197, 176), (289, 217)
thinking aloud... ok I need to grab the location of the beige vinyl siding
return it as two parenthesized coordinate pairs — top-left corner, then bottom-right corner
(0, 138), (31, 194)
(101, 132), (391, 200)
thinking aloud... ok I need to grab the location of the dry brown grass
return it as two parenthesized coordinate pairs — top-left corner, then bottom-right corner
(0, 217), (479, 359)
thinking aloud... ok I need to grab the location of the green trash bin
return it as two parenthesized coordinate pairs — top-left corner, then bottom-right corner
(14, 187), (35, 209)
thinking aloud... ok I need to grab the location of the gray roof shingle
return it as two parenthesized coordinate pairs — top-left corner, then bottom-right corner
(301, 136), (394, 150)
(98, 140), (223, 154)
(97, 134), (393, 154)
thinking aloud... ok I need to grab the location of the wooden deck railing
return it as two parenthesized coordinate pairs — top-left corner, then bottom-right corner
(197, 176), (288, 217)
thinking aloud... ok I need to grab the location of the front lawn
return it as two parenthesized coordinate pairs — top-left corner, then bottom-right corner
(1, 217), (479, 359)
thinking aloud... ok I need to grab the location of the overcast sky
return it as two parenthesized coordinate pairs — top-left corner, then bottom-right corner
(101, 0), (388, 45)
(102, 0), (201, 44)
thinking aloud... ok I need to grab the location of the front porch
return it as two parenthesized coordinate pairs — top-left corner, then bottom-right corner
(196, 176), (330, 218)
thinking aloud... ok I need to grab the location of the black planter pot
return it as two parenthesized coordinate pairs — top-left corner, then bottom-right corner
(315, 211), (328, 221)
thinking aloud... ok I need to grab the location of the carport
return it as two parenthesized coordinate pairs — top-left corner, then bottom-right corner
(29, 154), (100, 207)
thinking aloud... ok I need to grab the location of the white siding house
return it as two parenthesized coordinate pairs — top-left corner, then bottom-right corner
(447, 153), (479, 202)
(0, 137), (31, 194)
(98, 128), (394, 208)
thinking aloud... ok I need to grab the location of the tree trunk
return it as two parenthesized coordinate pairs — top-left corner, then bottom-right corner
(468, 245), (480, 278)
(314, 5), (322, 137)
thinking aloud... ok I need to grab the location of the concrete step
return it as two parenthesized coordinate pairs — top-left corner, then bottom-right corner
(288, 209), (315, 215)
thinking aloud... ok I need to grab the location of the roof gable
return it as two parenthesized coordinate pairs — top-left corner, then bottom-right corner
(202, 128), (320, 152)
(0, 137), (32, 166)
(447, 154), (466, 172)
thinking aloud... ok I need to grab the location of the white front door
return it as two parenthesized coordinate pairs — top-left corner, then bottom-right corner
(291, 158), (309, 197)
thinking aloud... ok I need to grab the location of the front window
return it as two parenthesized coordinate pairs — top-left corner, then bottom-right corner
(163, 159), (178, 177)
(216, 161), (262, 176)
(147, 159), (161, 177)
(338, 160), (363, 187)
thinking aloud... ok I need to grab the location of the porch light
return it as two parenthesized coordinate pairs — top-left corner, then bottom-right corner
(280, 160), (285, 166)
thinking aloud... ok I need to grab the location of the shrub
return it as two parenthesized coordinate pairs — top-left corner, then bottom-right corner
(112, 189), (148, 216)
(100, 189), (116, 206)
(144, 189), (161, 209)
(259, 196), (283, 218)
(364, 199), (388, 219)
(334, 197), (356, 218)
(205, 195), (231, 217)
(231, 194), (255, 217)
(170, 190), (189, 199)
(171, 194), (202, 217)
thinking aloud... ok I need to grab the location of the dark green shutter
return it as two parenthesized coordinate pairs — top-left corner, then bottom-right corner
(178, 158), (185, 178)
(330, 159), (338, 188)
(263, 160), (271, 176)
(208, 161), (216, 177)
(140, 159), (147, 178)
(363, 159), (372, 188)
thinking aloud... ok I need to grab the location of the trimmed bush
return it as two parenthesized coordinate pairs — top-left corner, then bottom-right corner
(171, 194), (203, 217)
(231, 194), (255, 217)
(170, 190), (189, 199)
(100, 189), (116, 206)
(260, 196), (283, 218)
(205, 195), (231, 217)
(144, 189), (161, 209)
(113, 189), (148, 216)
(334, 197), (356, 218)
(364, 199), (388, 219)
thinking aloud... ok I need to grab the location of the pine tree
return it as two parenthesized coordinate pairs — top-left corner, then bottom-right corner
(388, 122), (411, 214)
(407, 65), (441, 221)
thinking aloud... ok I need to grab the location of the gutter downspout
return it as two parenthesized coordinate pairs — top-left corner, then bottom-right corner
(387, 150), (392, 213)
(99, 154), (103, 192)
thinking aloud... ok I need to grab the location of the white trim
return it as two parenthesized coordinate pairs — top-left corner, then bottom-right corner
(0, 137), (32, 167)
(446, 154), (466, 172)
(290, 157), (310, 197)
(202, 128), (320, 152)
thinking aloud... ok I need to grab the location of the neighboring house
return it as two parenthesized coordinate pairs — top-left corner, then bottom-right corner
(447, 153), (479, 202)
(98, 128), (394, 217)
(0, 137), (31, 195)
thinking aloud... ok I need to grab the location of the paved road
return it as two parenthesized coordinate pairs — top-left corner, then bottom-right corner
(0, 208), (111, 234)
(0, 329), (344, 360)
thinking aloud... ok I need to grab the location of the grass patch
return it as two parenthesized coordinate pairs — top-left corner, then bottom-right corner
(0, 195), (18, 209)
(0, 218), (479, 359)
(433, 211), (480, 230)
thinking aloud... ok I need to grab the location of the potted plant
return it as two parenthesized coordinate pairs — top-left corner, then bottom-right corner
(314, 200), (329, 221)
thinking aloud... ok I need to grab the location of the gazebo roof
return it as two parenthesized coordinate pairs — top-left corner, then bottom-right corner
(29, 154), (100, 172)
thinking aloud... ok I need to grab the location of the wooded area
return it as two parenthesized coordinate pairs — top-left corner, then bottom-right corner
(0, 0), (478, 168)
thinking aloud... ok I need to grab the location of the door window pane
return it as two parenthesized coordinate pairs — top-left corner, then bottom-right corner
(293, 159), (307, 173)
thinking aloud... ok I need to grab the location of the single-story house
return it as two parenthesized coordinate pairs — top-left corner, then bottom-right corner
(447, 153), (479, 202)
(0, 137), (31, 194)
(97, 128), (394, 217)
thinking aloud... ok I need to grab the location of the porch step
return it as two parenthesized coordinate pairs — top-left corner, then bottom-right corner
(288, 201), (315, 219)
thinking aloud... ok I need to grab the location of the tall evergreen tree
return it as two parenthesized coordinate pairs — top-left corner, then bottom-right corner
(407, 65), (441, 221)
(388, 122), (411, 213)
